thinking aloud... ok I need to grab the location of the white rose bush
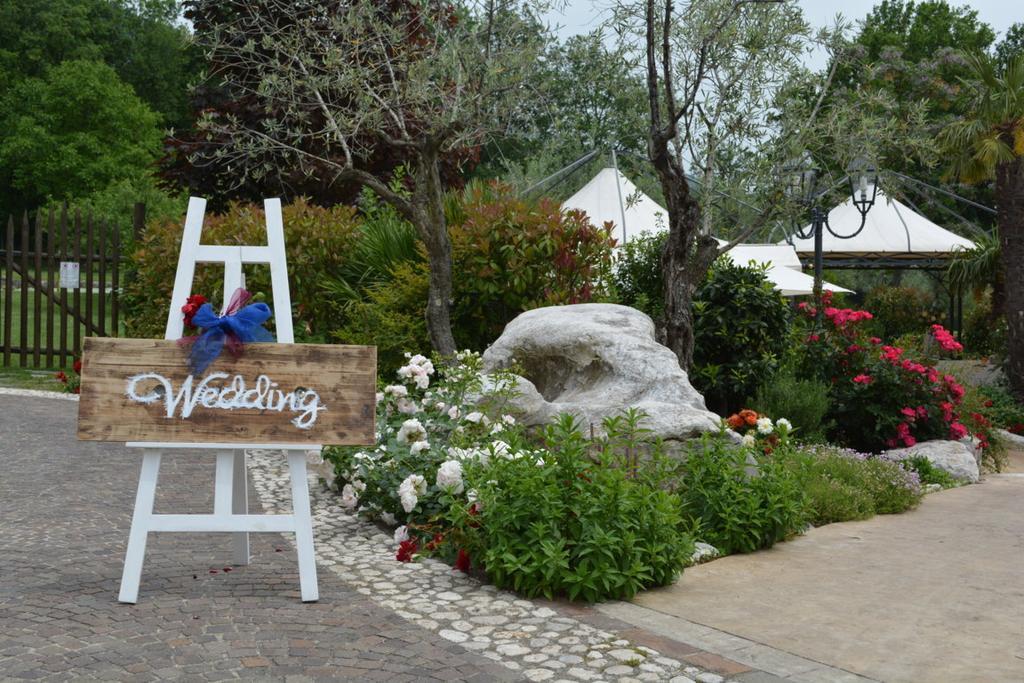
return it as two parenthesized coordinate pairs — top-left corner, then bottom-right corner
(324, 351), (526, 560)
(325, 354), (695, 600)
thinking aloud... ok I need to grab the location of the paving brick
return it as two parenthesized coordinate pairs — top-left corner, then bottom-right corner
(0, 394), (523, 682)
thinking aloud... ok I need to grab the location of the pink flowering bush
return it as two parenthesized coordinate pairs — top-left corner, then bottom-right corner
(795, 293), (971, 453)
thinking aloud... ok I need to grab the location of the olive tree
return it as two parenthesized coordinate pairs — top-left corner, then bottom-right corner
(185, 0), (555, 355)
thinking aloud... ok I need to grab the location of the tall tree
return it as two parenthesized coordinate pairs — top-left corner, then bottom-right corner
(0, 0), (198, 129)
(0, 60), (162, 216)
(615, 0), (821, 368)
(940, 54), (1024, 398)
(823, 0), (997, 229)
(184, 0), (553, 356)
(476, 30), (650, 188)
(995, 23), (1024, 70)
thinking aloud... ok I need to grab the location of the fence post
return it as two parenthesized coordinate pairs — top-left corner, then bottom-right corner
(133, 203), (146, 242)
(3, 216), (13, 367)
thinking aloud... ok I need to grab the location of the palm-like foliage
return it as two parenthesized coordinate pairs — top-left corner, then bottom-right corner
(940, 53), (1024, 396)
(947, 229), (1002, 303)
(939, 53), (1024, 183)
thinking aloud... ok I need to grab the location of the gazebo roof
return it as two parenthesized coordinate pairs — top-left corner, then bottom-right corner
(779, 190), (975, 261)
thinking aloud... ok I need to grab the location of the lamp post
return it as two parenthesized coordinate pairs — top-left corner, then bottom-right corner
(783, 156), (880, 304)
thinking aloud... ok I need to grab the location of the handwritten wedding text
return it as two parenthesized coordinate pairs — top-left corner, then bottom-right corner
(125, 372), (326, 429)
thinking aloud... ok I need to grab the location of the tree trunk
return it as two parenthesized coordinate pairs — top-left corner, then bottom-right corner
(412, 149), (458, 357)
(652, 140), (720, 369)
(996, 156), (1024, 399)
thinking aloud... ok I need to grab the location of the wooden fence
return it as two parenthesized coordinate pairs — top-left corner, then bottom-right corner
(0, 205), (145, 369)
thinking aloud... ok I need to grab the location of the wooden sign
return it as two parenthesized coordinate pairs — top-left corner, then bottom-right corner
(78, 338), (376, 445)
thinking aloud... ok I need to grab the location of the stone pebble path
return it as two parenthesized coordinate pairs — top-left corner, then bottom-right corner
(249, 449), (731, 683)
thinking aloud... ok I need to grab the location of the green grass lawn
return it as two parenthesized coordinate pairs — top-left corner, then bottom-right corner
(0, 286), (119, 369)
(0, 365), (66, 391)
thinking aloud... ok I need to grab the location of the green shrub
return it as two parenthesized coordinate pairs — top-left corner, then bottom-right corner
(905, 455), (958, 489)
(975, 384), (1024, 433)
(680, 435), (807, 554)
(752, 370), (831, 442)
(450, 413), (692, 602)
(864, 285), (942, 341)
(691, 259), (792, 414)
(777, 446), (923, 525)
(124, 198), (362, 340)
(318, 184), (420, 307)
(333, 181), (617, 358)
(333, 262), (430, 375)
(449, 181), (617, 350)
(613, 232), (666, 320)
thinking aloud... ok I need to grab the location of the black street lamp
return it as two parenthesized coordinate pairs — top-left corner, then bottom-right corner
(783, 156), (879, 303)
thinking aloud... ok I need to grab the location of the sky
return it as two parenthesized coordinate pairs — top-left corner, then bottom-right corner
(544, 1), (1021, 70)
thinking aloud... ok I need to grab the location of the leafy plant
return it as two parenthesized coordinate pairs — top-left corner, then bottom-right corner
(333, 262), (430, 375)
(447, 412), (692, 602)
(905, 455), (958, 489)
(448, 180), (616, 350)
(123, 198), (362, 340)
(777, 445), (923, 526)
(691, 258), (792, 414)
(613, 231), (667, 320)
(333, 181), (618, 360)
(752, 370), (832, 443)
(679, 435), (807, 555)
(863, 284), (943, 341)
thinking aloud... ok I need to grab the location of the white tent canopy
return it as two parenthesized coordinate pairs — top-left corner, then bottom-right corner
(721, 243), (853, 297)
(562, 168), (851, 296)
(780, 189), (975, 259)
(561, 167), (668, 245)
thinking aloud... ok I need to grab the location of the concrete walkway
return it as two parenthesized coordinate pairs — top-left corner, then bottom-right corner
(608, 470), (1024, 683)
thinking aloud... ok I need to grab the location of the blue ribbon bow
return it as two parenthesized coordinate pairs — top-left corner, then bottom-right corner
(187, 301), (274, 375)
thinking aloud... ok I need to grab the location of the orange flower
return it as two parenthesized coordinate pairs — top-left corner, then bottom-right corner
(739, 409), (758, 426)
(726, 414), (744, 429)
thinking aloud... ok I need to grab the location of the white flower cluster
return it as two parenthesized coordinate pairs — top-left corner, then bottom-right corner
(397, 353), (435, 390)
(399, 473), (427, 512)
(435, 460), (464, 494)
(396, 418), (426, 445)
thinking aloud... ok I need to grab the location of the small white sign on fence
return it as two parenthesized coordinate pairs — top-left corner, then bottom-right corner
(59, 261), (80, 289)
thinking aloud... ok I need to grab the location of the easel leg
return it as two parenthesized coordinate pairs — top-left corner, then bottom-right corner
(287, 451), (319, 602)
(119, 450), (162, 604)
(232, 450), (250, 565)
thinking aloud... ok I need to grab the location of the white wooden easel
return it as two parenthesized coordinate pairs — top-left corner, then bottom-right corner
(118, 197), (319, 604)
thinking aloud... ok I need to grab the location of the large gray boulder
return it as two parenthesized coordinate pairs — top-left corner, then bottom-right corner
(481, 304), (721, 441)
(885, 440), (980, 484)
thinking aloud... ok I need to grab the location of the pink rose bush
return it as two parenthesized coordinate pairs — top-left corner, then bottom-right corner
(796, 293), (972, 453)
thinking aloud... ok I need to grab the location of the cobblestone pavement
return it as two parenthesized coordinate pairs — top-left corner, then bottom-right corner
(0, 392), (774, 682)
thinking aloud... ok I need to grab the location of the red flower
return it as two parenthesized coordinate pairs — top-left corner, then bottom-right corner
(949, 422), (969, 440)
(396, 539), (418, 563)
(454, 549), (471, 573)
(869, 337), (882, 345)
(73, 359), (82, 374)
(852, 374), (873, 385)
(984, 399), (994, 408)
(181, 294), (208, 329)
(55, 371), (67, 383)
(425, 532), (445, 552)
